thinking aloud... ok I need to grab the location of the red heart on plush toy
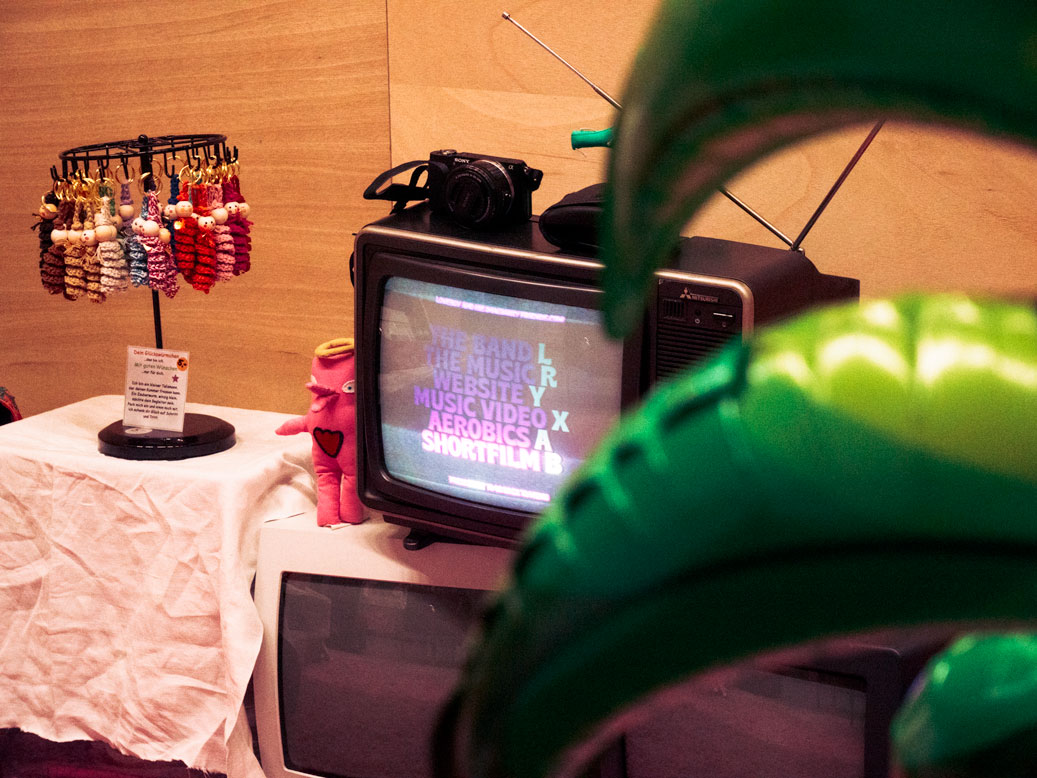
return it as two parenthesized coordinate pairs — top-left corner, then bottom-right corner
(313, 427), (344, 458)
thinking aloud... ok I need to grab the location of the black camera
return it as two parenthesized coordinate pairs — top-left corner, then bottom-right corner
(426, 150), (543, 229)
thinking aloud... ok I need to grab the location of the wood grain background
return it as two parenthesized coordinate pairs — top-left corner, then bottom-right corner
(2, 0), (1034, 418)
(0, 0), (390, 418)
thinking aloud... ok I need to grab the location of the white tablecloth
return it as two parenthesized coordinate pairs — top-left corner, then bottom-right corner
(0, 395), (317, 777)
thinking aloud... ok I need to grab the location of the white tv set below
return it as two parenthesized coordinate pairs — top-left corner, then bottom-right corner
(251, 512), (512, 778)
(252, 512), (951, 778)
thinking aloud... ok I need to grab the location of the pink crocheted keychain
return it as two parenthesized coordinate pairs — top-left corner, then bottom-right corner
(134, 174), (179, 298)
(222, 170), (252, 275)
(209, 179), (235, 282)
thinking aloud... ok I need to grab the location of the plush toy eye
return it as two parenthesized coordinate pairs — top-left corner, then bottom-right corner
(342, 380), (356, 394)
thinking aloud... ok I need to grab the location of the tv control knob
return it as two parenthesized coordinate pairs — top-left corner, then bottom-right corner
(444, 159), (515, 228)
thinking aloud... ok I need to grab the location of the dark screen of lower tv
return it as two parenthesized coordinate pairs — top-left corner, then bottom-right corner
(277, 570), (949, 778)
(601, 632), (951, 778)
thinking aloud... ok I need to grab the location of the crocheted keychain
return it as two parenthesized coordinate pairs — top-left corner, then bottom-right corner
(119, 170), (148, 288)
(222, 171), (252, 275)
(95, 185), (131, 296)
(162, 166), (180, 257)
(173, 164), (200, 286)
(80, 194), (106, 304)
(134, 174), (179, 298)
(189, 170), (218, 293)
(35, 191), (63, 295)
(62, 196), (88, 300)
(209, 177), (235, 282)
(44, 198), (74, 298)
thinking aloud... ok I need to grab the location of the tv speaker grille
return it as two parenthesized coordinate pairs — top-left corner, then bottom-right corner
(655, 322), (735, 381)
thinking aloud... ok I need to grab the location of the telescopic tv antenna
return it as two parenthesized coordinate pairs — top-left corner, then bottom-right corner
(502, 10), (884, 251)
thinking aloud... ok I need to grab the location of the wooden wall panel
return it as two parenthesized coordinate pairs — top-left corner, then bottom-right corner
(388, 0), (1036, 302)
(0, 0), (389, 418)
(3, 0), (1034, 419)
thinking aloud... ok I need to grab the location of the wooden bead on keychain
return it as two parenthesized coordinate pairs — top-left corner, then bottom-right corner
(94, 223), (118, 242)
(116, 165), (136, 219)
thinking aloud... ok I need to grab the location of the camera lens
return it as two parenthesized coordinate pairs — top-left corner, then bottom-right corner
(443, 160), (515, 228)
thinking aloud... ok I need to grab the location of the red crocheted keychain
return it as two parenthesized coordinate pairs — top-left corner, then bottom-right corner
(190, 168), (218, 293)
(173, 163), (199, 285)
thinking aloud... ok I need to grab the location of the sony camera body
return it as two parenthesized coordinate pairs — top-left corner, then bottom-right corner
(426, 149), (543, 229)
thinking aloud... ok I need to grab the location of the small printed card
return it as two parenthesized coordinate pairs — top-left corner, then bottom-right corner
(123, 346), (190, 432)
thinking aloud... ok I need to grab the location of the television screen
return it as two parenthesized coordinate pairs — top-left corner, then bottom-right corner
(622, 666), (867, 778)
(278, 572), (486, 778)
(378, 276), (624, 514)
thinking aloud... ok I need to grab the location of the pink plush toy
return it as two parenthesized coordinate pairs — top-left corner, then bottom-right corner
(276, 338), (365, 526)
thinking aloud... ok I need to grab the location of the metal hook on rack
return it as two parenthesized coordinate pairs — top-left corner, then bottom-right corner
(162, 153), (177, 179)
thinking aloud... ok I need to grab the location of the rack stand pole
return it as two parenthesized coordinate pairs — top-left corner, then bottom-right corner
(56, 133), (236, 459)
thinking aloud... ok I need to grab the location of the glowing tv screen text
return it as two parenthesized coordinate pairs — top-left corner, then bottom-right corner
(379, 277), (623, 514)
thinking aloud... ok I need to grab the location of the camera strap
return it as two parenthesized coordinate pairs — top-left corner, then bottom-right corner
(363, 160), (431, 213)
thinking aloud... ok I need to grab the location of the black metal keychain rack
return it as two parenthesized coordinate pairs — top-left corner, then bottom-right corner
(57, 133), (238, 460)
(58, 133), (230, 349)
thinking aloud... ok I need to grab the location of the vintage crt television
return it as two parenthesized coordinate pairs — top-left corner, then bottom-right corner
(251, 513), (951, 778)
(251, 513), (511, 778)
(352, 204), (859, 547)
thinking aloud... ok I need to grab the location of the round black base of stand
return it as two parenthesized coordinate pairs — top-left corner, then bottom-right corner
(98, 413), (236, 460)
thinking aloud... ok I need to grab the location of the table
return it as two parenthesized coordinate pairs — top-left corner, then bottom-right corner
(0, 395), (317, 777)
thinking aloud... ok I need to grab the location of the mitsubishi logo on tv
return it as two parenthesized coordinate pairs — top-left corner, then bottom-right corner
(679, 287), (719, 303)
